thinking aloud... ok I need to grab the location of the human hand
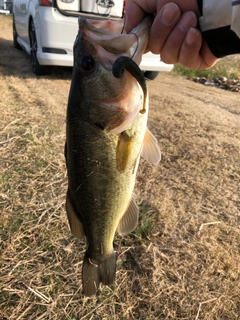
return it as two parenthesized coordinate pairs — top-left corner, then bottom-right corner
(125, 1), (219, 69)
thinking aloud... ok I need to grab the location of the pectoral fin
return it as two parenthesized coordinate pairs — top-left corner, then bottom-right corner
(141, 128), (161, 165)
(117, 197), (139, 236)
(66, 191), (85, 239)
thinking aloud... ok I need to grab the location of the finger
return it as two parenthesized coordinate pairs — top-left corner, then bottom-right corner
(124, 1), (146, 33)
(178, 27), (203, 69)
(179, 28), (219, 69)
(147, 3), (181, 54)
(159, 11), (198, 63)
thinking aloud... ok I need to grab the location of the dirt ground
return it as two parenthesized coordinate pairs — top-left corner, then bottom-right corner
(0, 14), (240, 319)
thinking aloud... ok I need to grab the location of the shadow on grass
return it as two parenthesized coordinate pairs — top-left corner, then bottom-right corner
(0, 37), (73, 80)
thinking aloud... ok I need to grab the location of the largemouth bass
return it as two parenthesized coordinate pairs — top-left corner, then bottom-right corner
(65, 16), (161, 296)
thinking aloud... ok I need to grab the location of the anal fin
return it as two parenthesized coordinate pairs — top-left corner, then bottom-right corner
(66, 191), (85, 239)
(117, 196), (139, 236)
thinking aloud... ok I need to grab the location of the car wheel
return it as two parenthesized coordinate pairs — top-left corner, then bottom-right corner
(29, 20), (52, 75)
(13, 15), (22, 50)
(144, 71), (159, 80)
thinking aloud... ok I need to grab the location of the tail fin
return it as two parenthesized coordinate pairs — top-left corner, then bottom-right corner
(82, 252), (116, 296)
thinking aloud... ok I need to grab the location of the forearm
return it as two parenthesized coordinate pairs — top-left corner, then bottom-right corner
(197, 0), (240, 57)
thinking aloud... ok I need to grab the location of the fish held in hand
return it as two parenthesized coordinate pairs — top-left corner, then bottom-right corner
(65, 15), (161, 296)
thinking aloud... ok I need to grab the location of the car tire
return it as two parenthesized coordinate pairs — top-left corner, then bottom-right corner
(29, 20), (52, 75)
(13, 15), (22, 50)
(144, 71), (159, 80)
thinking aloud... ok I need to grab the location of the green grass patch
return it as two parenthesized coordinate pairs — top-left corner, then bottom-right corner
(134, 203), (155, 239)
(173, 55), (240, 80)
(173, 63), (239, 80)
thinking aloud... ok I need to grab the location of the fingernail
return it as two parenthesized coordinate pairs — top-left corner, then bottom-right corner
(161, 3), (180, 26)
(179, 12), (196, 32)
(186, 28), (199, 45)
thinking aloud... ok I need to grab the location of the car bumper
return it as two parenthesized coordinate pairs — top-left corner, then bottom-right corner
(36, 8), (78, 66)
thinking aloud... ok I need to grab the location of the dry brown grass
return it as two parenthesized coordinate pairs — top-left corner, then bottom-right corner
(1, 14), (240, 319)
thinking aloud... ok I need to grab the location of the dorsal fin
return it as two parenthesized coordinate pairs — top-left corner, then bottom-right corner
(141, 127), (161, 164)
(117, 196), (139, 236)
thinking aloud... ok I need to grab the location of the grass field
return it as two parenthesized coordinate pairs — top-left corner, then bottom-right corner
(1, 14), (240, 319)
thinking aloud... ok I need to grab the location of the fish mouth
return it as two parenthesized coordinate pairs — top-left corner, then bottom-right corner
(78, 15), (153, 65)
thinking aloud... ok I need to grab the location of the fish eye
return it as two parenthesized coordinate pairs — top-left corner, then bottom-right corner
(79, 55), (95, 72)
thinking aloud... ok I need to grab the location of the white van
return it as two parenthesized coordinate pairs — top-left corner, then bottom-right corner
(13, 0), (173, 76)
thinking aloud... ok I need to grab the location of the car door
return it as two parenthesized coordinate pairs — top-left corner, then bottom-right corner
(14, 0), (30, 43)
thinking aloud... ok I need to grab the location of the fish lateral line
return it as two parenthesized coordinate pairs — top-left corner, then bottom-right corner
(112, 56), (147, 114)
